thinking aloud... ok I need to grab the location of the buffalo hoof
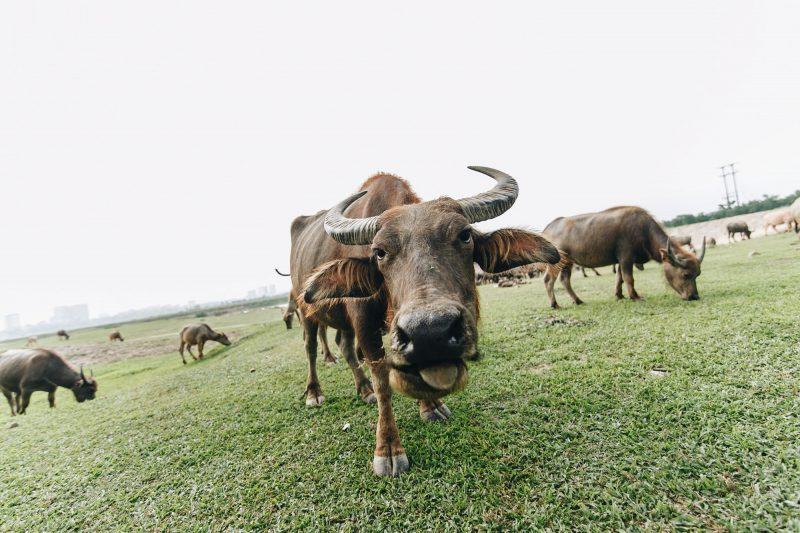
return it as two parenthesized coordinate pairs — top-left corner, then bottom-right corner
(362, 392), (377, 404)
(373, 453), (409, 477)
(550, 302), (560, 310)
(574, 299), (584, 305)
(324, 354), (339, 364)
(305, 393), (325, 407)
(419, 400), (451, 422)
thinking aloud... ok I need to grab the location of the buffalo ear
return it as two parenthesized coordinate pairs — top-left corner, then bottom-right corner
(302, 258), (383, 304)
(473, 228), (560, 273)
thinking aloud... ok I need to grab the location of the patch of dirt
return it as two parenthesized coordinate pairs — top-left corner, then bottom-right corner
(55, 324), (260, 366)
(541, 316), (585, 327)
(668, 207), (795, 244)
(55, 337), (180, 366)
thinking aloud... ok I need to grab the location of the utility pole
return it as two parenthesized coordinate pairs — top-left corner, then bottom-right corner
(728, 162), (740, 206)
(719, 166), (734, 209)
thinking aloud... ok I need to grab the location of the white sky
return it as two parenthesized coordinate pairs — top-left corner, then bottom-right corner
(1, 1), (799, 324)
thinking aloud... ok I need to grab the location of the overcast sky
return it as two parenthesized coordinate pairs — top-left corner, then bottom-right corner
(1, 1), (798, 325)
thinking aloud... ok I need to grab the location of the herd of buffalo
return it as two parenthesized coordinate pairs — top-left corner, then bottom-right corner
(2, 167), (799, 477)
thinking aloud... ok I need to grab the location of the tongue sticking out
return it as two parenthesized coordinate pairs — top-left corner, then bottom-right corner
(418, 363), (459, 391)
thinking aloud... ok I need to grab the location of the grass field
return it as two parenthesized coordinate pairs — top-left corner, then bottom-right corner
(1, 234), (799, 530)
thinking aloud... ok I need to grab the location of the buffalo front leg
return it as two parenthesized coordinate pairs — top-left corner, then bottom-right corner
(17, 390), (32, 415)
(186, 345), (198, 361)
(2, 390), (14, 416)
(559, 264), (584, 305)
(179, 342), (188, 364)
(620, 262), (642, 300)
(197, 340), (206, 359)
(303, 321), (324, 406)
(615, 264), (624, 299)
(338, 330), (375, 404)
(369, 359), (408, 476)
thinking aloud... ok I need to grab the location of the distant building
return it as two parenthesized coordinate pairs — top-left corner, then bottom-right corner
(52, 304), (89, 325)
(4, 313), (21, 332)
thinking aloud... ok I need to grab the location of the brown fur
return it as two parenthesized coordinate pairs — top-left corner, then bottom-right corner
(726, 221), (751, 242)
(0, 349), (97, 415)
(109, 331), (124, 342)
(542, 206), (703, 307)
(56, 330), (70, 340)
(178, 323), (231, 364)
(287, 171), (559, 476)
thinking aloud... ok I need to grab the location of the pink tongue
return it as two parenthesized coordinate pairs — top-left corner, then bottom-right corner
(418, 364), (458, 390)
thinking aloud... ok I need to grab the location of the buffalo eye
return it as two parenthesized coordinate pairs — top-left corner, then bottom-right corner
(458, 229), (472, 244)
(372, 248), (387, 261)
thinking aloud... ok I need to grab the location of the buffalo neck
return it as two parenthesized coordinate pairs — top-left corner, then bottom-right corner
(647, 220), (671, 263)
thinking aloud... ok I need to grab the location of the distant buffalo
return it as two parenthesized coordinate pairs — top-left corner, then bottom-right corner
(0, 349), (97, 415)
(178, 323), (231, 364)
(109, 331), (124, 342)
(672, 235), (694, 251)
(542, 206), (705, 307)
(57, 329), (70, 340)
(763, 209), (796, 234)
(707, 237), (717, 247)
(791, 198), (800, 235)
(25, 336), (37, 347)
(726, 221), (751, 242)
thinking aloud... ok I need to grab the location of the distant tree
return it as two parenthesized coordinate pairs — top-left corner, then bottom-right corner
(664, 189), (800, 227)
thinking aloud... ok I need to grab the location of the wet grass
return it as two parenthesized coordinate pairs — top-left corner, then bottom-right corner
(1, 233), (799, 530)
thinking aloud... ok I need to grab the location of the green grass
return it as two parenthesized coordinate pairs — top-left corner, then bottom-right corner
(1, 234), (799, 530)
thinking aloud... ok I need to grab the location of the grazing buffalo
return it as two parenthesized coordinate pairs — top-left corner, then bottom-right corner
(109, 331), (124, 342)
(290, 166), (559, 476)
(575, 265), (601, 277)
(280, 284), (338, 363)
(672, 235), (694, 251)
(707, 237), (717, 247)
(178, 323), (231, 364)
(791, 198), (800, 235)
(763, 209), (796, 234)
(0, 349), (97, 415)
(25, 336), (37, 347)
(726, 221), (752, 242)
(56, 329), (70, 340)
(542, 206), (705, 307)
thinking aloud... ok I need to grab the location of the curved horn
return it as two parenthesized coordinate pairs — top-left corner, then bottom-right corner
(80, 365), (86, 381)
(274, 268), (290, 277)
(90, 368), (94, 378)
(666, 239), (689, 268)
(697, 236), (707, 264)
(323, 190), (380, 245)
(458, 166), (520, 223)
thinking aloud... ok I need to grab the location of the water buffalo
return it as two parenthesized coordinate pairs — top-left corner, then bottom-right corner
(792, 198), (800, 235)
(291, 166), (559, 476)
(280, 281), (338, 363)
(726, 221), (751, 242)
(542, 206), (705, 307)
(575, 265), (601, 277)
(109, 331), (124, 342)
(25, 336), (37, 347)
(178, 323), (231, 363)
(672, 235), (694, 251)
(56, 329), (70, 340)
(0, 349), (97, 415)
(707, 237), (717, 247)
(763, 209), (796, 234)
